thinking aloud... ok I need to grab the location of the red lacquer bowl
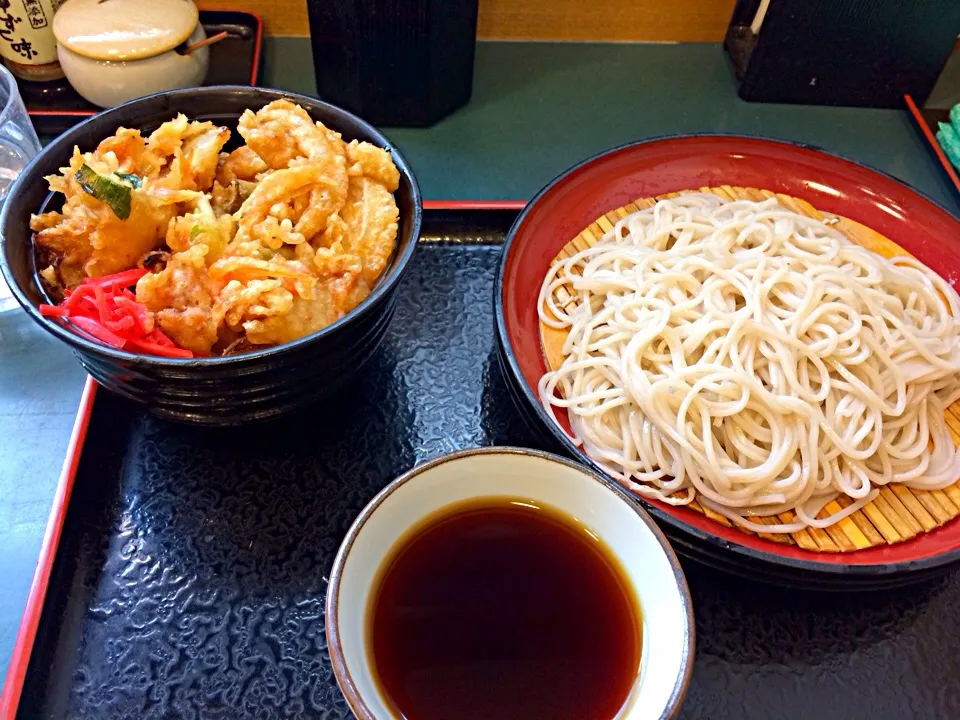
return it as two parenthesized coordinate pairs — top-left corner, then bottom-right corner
(495, 135), (960, 584)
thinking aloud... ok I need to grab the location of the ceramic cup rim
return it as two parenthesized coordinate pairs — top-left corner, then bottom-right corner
(324, 446), (696, 720)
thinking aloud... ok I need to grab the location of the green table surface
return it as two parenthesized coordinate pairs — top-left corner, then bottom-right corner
(1, 37), (958, 690)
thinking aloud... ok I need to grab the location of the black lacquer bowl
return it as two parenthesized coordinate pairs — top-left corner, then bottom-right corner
(0, 86), (422, 425)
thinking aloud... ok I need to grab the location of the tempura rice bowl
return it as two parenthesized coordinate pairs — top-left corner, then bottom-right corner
(0, 86), (422, 424)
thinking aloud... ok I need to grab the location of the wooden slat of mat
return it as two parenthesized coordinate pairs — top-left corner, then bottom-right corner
(806, 525), (841, 552)
(821, 500), (870, 551)
(945, 411), (960, 437)
(698, 503), (735, 528)
(820, 515), (857, 551)
(752, 516), (793, 545)
(890, 485), (939, 532)
(539, 185), (960, 551)
(862, 500), (906, 544)
(836, 496), (886, 547)
(947, 417), (960, 444)
(878, 488), (924, 536)
(944, 481), (960, 510)
(948, 404), (960, 424)
(785, 518), (821, 552)
(919, 490), (958, 524)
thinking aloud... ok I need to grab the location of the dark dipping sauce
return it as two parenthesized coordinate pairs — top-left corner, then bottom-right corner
(368, 497), (641, 720)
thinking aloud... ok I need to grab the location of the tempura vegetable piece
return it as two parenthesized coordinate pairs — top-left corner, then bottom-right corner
(212, 145), (266, 215)
(165, 195), (235, 262)
(31, 148), (176, 286)
(237, 99), (345, 169)
(215, 146), (268, 185)
(231, 259), (362, 346)
(30, 116), (221, 287)
(233, 161), (348, 247)
(345, 140), (400, 191)
(334, 176), (399, 286)
(312, 242), (370, 312)
(253, 216), (307, 249)
(74, 163), (140, 220)
(95, 128), (152, 175)
(237, 164), (334, 221)
(239, 288), (342, 346)
(136, 244), (221, 353)
(145, 113), (192, 157)
(182, 125), (232, 191)
(145, 115), (230, 192)
(216, 255), (343, 346)
(219, 278), (294, 332)
(234, 101), (351, 246)
(292, 166), (349, 242)
(209, 256), (317, 300)
(211, 179), (257, 216)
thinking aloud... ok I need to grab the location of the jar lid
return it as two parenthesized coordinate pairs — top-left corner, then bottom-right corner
(53, 0), (199, 61)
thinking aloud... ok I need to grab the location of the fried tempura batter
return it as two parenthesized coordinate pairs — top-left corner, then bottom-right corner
(345, 139), (400, 191)
(238, 99), (344, 169)
(234, 100), (350, 247)
(216, 146), (268, 185)
(338, 176), (400, 286)
(31, 100), (401, 356)
(136, 244), (221, 353)
(30, 148), (177, 286)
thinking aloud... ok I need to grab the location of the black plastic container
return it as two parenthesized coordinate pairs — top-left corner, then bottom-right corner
(306, 0), (478, 126)
(0, 86), (422, 425)
(725, 0), (960, 108)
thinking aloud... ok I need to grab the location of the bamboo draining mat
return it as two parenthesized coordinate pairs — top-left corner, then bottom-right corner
(539, 186), (960, 552)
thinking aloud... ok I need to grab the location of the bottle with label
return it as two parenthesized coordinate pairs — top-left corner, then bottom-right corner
(0, 0), (65, 82)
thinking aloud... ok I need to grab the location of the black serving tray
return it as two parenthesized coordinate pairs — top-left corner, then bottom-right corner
(20, 10), (263, 136)
(4, 207), (960, 719)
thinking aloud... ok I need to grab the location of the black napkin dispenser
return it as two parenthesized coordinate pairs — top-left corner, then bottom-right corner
(305, 0), (478, 127)
(725, 0), (960, 109)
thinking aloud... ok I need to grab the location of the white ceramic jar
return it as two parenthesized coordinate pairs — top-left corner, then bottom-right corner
(52, 0), (208, 108)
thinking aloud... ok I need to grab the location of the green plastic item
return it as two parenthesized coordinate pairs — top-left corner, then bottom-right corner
(951, 102), (960, 135)
(937, 119), (960, 171)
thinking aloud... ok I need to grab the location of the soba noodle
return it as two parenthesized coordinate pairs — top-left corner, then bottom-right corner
(538, 193), (960, 533)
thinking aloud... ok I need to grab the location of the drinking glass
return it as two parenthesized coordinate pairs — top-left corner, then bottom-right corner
(0, 63), (41, 314)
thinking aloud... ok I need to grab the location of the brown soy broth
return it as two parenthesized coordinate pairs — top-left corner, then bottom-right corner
(368, 498), (641, 720)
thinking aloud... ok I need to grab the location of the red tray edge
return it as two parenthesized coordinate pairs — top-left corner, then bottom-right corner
(0, 201), (524, 718)
(904, 94), (960, 196)
(422, 200), (526, 211)
(0, 378), (97, 719)
(27, 8), (264, 120)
